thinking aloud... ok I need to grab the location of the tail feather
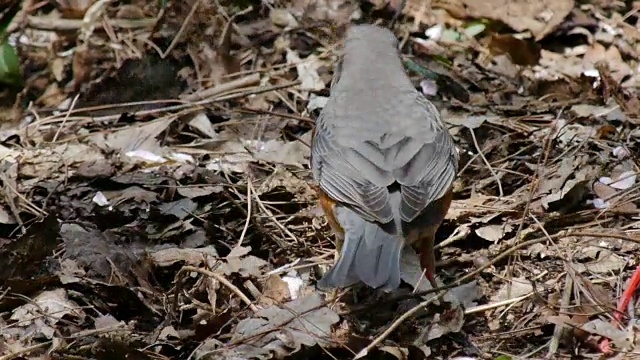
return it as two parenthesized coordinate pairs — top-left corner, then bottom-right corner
(317, 206), (403, 291)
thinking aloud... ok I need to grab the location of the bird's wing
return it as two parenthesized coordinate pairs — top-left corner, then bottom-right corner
(392, 98), (458, 222)
(311, 119), (394, 224)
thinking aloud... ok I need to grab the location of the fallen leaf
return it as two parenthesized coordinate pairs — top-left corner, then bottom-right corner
(491, 277), (533, 303)
(231, 293), (339, 353)
(475, 224), (512, 242)
(11, 289), (85, 340)
(461, 0), (574, 41)
(286, 49), (325, 93)
(573, 250), (625, 274)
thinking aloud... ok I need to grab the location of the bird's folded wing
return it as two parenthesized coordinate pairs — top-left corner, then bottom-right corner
(311, 124), (394, 224)
(396, 131), (458, 222)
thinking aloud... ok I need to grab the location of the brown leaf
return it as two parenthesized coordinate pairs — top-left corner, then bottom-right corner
(462, 0), (574, 40)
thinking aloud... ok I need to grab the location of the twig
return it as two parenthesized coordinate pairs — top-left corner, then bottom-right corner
(388, 0), (407, 30)
(160, 0), (201, 58)
(504, 117), (556, 295)
(211, 0), (251, 44)
(27, 15), (157, 30)
(465, 293), (533, 315)
(180, 265), (259, 313)
(434, 224), (470, 249)
(51, 93), (79, 143)
(241, 107), (315, 124)
(30, 79), (299, 128)
(469, 127), (503, 197)
(466, 269), (547, 316)
(181, 73), (261, 101)
(0, 341), (51, 360)
(548, 272), (573, 356)
(236, 177), (253, 248)
(354, 292), (442, 358)
(253, 189), (300, 244)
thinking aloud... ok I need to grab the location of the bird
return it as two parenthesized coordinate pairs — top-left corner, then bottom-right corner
(310, 24), (458, 292)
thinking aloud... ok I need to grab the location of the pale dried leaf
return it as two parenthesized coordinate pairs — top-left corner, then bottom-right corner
(379, 346), (409, 359)
(286, 50), (325, 92)
(475, 224), (512, 242)
(491, 277), (533, 302)
(10, 289), (85, 340)
(89, 118), (174, 154)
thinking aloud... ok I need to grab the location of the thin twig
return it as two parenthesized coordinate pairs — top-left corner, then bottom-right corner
(160, 0), (201, 58)
(548, 272), (573, 356)
(469, 127), (503, 197)
(182, 73), (261, 101)
(51, 93), (79, 143)
(180, 265), (259, 313)
(27, 15), (157, 30)
(465, 293), (533, 315)
(0, 341), (51, 360)
(253, 189), (300, 244)
(236, 177), (252, 248)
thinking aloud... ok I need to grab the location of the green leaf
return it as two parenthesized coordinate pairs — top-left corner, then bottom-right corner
(440, 28), (463, 42)
(0, 41), (22, 86)
(494, 355), (513, 360)
(464, 22), (487, 38)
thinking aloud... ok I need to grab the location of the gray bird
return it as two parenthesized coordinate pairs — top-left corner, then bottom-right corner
(310, 24), (458, 291)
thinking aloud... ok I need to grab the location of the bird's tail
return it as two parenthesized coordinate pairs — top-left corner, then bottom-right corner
(317, 206), (403, 291)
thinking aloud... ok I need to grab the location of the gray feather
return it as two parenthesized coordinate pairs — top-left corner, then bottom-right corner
(317, 200), (403, 291)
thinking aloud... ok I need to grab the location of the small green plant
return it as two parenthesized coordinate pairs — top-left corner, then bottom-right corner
(0, 3), (23, 87)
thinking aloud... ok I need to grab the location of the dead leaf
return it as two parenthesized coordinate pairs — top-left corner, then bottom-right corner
(445, 193), (494, 220)
(286, 50), (325, 93)
(462, 0), (574, 41)
(419, 306), (465, 343)
(176, 185), (224, 199)
(475, 224), (512, 242)
(487, 34), (541, 66)
(379, 346), (409, 359)
(89, 118), (174, 154)
(11, 289), (85, 340)
(579, 319), (633, 350)
(573, 250), (625, 274)
(260, 274), (291, 306)
(491, 277), (533, 303)
(288, 0), (362, 25)
(231, 293), (339, 353)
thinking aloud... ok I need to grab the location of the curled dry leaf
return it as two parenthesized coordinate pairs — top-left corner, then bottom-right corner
(259, 274), (291, 306)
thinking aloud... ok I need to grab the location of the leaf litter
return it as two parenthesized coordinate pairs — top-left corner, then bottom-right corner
(1, 0), (640, 359)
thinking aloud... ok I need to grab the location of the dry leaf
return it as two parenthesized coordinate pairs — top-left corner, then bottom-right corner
(462, 0), (574, 41)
